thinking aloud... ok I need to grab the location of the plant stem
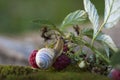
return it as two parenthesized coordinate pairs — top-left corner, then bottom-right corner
(83, 40), (110, 64)
(66, 34), (110, 64)
(91, 22), (106, 45)
(54, 26), (110, 64)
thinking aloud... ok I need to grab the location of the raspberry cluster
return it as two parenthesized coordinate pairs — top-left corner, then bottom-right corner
(52, 54), (71, 70)
(52, 44), (71, 70)
(28, 50), (39, 68)
(28, 44), (71, 70)
(109, 69), (120, 80)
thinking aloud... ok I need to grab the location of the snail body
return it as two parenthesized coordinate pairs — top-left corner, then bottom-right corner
(35, 37), (64, 69)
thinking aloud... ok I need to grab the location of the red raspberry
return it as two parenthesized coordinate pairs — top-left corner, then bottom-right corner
(28, 50), (39, 68)
(63, 44), (69, 52)
(109, 69), (120, 80)
(52, 54), (71, 70)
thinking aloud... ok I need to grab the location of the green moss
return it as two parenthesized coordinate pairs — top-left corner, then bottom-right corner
(0, 65), (109, 80)
(0, 65), (39, 79)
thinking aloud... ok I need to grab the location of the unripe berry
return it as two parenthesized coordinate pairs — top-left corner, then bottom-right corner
(78, 61), (86, 69)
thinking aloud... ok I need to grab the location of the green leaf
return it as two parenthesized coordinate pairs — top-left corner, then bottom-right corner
(104, 0), (120, 28)
(111, 50), (120, 68)
(82, 28), (93, 38)
(103, 44), (110, 58)
(61, 10), (87, 30)
(96, 34), (118, 52)
(82, 28), (111, 58)
(33, 19), (56, 28)
(83, 0), (99, 37)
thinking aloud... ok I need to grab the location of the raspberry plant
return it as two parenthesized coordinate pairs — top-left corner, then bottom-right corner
(33, 0), (120, 77)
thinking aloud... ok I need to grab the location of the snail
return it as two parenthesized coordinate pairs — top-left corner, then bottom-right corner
(35, 37), (64, 69)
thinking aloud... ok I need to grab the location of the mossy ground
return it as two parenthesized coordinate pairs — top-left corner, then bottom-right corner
(0, 65), (109, 80)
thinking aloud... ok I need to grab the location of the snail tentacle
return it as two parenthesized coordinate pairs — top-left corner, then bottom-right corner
(54, 37), (64, 58)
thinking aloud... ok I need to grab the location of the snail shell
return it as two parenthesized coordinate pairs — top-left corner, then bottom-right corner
(36, 37), (64, 69)
(36, 48), (55, 69)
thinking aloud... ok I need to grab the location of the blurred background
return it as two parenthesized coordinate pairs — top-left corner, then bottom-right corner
(0, 0), (105, 34)
(0, 0), (119, 66)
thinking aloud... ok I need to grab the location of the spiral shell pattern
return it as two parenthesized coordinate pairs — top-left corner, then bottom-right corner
(36, 48), (55, 69)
